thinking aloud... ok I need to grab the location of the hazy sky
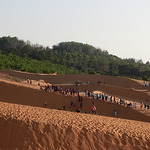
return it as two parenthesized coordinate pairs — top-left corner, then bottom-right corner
(0, 0), (150, 63)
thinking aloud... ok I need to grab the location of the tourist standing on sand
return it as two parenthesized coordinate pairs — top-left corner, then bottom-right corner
(27, 79), (30, 83)
(70, 101), (73, 107)
(38, 81), (40, 86)
(114, 109), (118, 116)
(45, 101), (47, 107)
(91, 103), (97, 114)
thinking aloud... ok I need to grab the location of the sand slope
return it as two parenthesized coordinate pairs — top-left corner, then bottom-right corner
(0, 80), (150, 122)
(0, 102), (150, 150)
(1, 70), (149, 105)
(0, 70), (145, 88)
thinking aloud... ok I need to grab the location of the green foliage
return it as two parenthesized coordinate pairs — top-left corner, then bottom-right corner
(0, 36), (150, 81)
(0, 53), (79, 74)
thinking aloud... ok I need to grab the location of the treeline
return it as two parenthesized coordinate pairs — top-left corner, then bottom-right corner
(0, 53), (79, 74)
(0, 36), (150, 81)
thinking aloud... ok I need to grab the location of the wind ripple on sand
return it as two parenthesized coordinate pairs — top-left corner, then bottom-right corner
(0, 102), (150, 150)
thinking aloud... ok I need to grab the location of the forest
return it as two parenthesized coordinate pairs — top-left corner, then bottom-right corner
(0, 36), (150, 81)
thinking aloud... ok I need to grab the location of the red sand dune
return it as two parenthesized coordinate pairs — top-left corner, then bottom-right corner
(0, 70), (150, 150)
(1, 70), (150, 104)
(0, 80), (149, 122)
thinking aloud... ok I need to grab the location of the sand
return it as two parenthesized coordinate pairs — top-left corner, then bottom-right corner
(0, 70), (150, 150)
(0, 102), (150, 150)
(0, 79), (150, 122)
(1, 70), (150, 104)
(0, 70), (146, 88)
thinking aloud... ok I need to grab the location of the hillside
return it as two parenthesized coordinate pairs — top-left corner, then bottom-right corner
(0, 36), (150, 81)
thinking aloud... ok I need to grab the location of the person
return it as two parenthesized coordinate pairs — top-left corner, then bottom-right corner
(76, 108), (80, 113)
(114, 109), (118, 116)
(27, 79), (30, 83)
(63, 105), (66, 110)
(70, 101), (73, 106)
(78, 95), (81, 102)
(38, 81), (40, 86)
(144, 104), (147, 110)
(91, 103), (96, 114)
(29, 80), (32, 84)
(133, 102), (137, 108)
(92, 102), (95, 105)
(114, 97), (116, 103)
(44, 101), (47, 107)
(80, 96), (83, 102)
(78, 96), (83, 102)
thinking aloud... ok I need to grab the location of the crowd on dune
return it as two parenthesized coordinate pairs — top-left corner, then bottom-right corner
(143, 81), (150, 88)
(27, 79), (150, 116)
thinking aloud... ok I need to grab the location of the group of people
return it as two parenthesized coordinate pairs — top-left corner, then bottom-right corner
(41, 84), (80, 97)
(75, 80), (105, 86)
(42, 84), (119, 116)
(27, 79), (32, 84)
(39, 82), (99, 115)
(27, 79), (149, 116)
(143, 81), (150, 87)
(79, 90), (150, 110)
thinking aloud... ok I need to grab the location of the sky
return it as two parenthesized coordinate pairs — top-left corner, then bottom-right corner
(0, 0), (150, 63)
